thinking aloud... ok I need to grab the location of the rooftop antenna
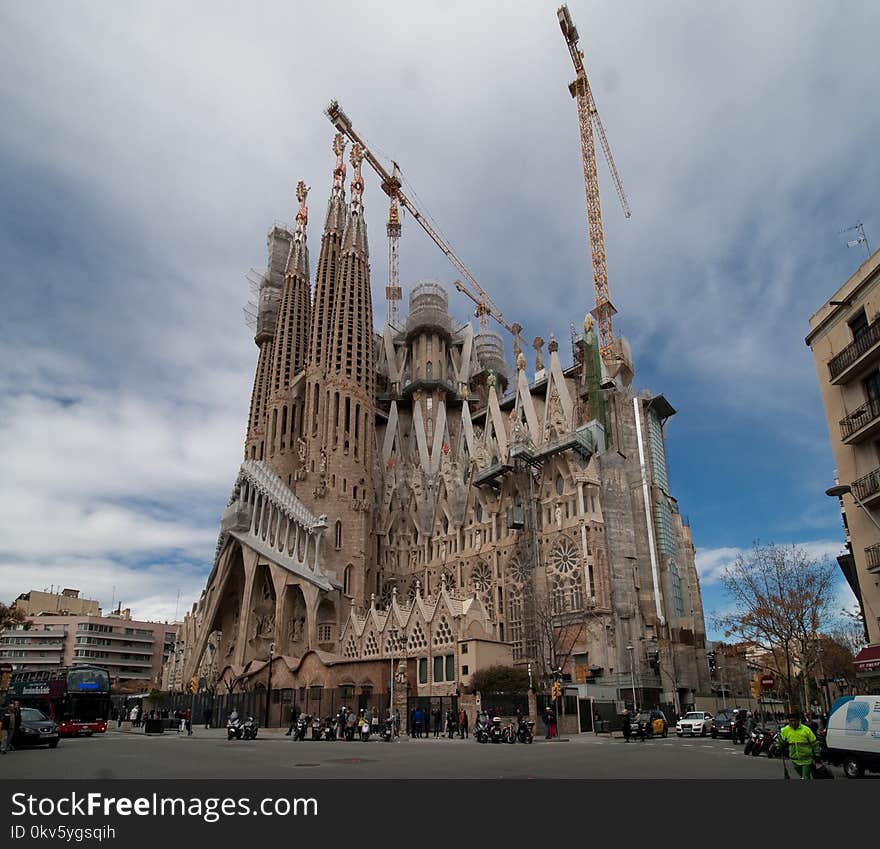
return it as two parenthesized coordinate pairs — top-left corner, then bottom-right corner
(111, 585), (116, 610)
(174, 588), (181, 622)
(841, 221), (870, 258)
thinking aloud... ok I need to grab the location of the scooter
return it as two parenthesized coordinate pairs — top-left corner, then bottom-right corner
(359, 719), (371, 742)
(311, 716), (323, 740)
(489, 717), (504, 744)
(380, 719), (394, 742)
(752, 727), (777, 757)
(474, 715), (491, 744)
(344, 714), (357, 741)
(241, 715), (258, 740)
(227, 714), (244, 740)
(322, 718), (337, 741)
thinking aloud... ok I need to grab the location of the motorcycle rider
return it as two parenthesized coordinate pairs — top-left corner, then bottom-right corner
(285, 705), (301, 736)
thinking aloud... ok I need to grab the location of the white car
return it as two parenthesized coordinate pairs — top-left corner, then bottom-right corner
(676, 711), (713, 737)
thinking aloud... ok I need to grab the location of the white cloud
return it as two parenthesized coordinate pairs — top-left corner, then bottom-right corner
(696, 539), (848, 586)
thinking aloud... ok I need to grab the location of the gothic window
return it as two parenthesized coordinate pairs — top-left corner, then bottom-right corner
(363, 631), (379, 657)
(511, 557), (530, 585)
(335, 520), (343, 550)
(426, 362), (434, 379)
(550, 576), (567, 615)
(508, 587), (523, 661)
(433, 616), (454, 647)
(439, 569), (456, 590)
(550, 538), (579, 575)
(318, 624), (333, 643)
(344, 634), (358, 658)
(343, 565), (353, 597)
(408, 622), (427, 652)
(471, 561), (492, 592)
(548, 537), (585, 613)
(555, 474), (564, 495)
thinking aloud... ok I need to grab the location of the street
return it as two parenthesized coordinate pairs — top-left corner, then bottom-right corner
(0, 727), (801, 779)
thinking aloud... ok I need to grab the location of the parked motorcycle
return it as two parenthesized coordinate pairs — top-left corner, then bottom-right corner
(474, 713), (491, 744)
(751, 727), (776, 757)
(380, 719), (394, 742)
(322, 718), (337, 741)
(344, 713), (357, 741)
(489, 717), (504, 744)
(311, 717), (323, 741)
(517, 719), (535, 744)
(228, 713), (258, 740)
(294, 714), (310, 741)
(502, 721), (517, 744)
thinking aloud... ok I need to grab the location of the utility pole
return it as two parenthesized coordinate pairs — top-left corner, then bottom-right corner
(264, 642), (275, 728)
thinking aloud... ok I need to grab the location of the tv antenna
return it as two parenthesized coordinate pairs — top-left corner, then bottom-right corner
(841, 221), (870, 258)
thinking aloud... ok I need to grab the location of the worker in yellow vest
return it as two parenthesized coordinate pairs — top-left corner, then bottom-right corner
(778, 711), (820, 779)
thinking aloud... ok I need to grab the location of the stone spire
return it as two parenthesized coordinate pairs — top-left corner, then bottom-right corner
(245, 225), (293, 460)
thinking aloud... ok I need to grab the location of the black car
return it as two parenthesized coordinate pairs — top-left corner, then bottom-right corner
(710, 708), (744, 739)
(629, 709), (668, 738)
(13, 708), (60, 749)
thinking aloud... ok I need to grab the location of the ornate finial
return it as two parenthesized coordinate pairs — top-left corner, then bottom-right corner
(511, 322), (523, 358)
(415, 579), (422, 598)
(332, 133), (347, 192)
(440, 572), (447, 591)
(392, 586), (398, 599)
(516, 351), (526, 373)
(487, 370), (497, 389)
(350, 143), (364, 214)
(583, 313), (594, 336)
(532, 336), (545, 372)
(294, 180), (309, 239)
(548, 333), (559, 354)
(370, 592), (376, 608)
(460, 383), (469, 401)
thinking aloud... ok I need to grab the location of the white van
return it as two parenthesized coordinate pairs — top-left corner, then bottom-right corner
(823, 695), (880, 778)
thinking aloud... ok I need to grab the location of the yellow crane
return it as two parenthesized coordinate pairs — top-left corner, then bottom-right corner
(325, 100), (523, 351)
(557, 4), (631, 362)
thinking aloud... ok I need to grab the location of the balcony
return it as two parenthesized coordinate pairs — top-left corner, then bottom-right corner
(840, 398), (880, 444)
(829, 320), (880, 384)
(852, 467), (880, 507)
(866, 543), (880, 573)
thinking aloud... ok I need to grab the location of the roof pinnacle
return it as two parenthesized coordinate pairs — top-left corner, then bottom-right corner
(350, 143), (364, 214)
(294, 180), (309, 241)
(332, 132), (347, 195)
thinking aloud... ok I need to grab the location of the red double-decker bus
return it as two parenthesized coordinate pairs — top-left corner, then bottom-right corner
(6, 665), (110, 736)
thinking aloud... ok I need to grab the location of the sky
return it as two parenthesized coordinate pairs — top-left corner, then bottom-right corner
(1, 0), (877, 635)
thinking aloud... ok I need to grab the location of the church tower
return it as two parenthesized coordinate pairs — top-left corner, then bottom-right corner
(264, 181), (312, 484)
(245, 225), (293, 460)
(323, 142), (376, 606)
(303, 133), (348, 475)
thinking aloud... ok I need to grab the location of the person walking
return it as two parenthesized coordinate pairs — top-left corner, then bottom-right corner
(621, 708), (631, 743)
(778, 711), (820, 780)
(459, 708), (468, 739)
(446, 708), (456, 739)
(185, 707), (193, 736)
(204, 706), (213, 729)
(1, 703), (12, 754)
(412, 707), (423, 739)
(543, 706), (556, 740)
(433, 707), (442, 738)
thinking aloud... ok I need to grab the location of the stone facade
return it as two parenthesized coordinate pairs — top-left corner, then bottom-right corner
(174, 132), (711, 712)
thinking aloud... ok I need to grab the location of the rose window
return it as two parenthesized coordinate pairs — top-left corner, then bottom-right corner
(550, 538), (580, 575)
(471, 562), (492, 591)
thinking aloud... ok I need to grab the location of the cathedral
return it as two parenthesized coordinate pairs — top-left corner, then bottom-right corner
(172, 132), (711, 715)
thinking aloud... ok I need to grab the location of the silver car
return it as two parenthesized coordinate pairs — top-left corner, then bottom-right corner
(676, 711), (713, 737)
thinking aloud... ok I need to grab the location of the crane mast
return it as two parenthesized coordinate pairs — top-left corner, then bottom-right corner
(386, 163), (402, 326)
(557, 5), (630, 362)
(325, 100), (522, 348)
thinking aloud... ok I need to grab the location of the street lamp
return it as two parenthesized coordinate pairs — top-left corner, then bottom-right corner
(626, 644), (638, 712)
(825, 484), (880, 531)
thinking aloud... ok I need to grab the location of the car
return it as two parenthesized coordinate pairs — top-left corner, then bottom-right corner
(13, 708), (60, 749)
(676, 711), (713, 737)
(710, 708), (744, 739)
(630, 709), (668, 738)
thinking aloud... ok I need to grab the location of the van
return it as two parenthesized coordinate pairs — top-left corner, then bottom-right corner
(823, 695), (880, 778)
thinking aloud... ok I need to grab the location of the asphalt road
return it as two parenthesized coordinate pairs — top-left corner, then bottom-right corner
(0, 727), (804, 779)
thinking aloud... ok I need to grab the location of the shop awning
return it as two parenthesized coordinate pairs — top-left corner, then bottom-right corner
(853, 644), (880, 676)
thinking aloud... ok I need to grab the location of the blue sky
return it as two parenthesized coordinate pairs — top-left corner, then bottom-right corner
(1, 0), (878, 633)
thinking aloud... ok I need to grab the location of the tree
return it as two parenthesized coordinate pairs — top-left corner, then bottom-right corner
(470, 665), (530, 694)
(713, 543), (837, 712)
(0, 602), (27, 631)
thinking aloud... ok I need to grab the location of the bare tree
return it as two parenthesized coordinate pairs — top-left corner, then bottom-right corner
(0, 602), (27, 631)
(713, 543), (837, 712)
(530, 592), (604, 687)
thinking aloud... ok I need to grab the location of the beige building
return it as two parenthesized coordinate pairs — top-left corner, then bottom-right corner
(12, 588), (100, 618)
(806, 247), (880, 647)
(172, 131), (711, 715)
(1, 597), (178, 684)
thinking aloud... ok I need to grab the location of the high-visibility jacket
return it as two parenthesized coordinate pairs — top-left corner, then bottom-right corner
(779, 723), (818, 765)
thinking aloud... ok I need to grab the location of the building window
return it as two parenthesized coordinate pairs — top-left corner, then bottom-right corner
(318, 624), (332, 642)
(445, 654), (454, 682)
(335, 520), (343, 550)
(461, 665), (469, 676)
(461, 643), (468, 655)
(434, 655), (443, 682)
(418, 658), (428, 684)
(343, 565), (353, 596)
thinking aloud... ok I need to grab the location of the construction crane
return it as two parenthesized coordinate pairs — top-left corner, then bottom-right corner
(386, 162), (402, 326)
(557, 4), (631, 362)
(325, 100), (523, 350)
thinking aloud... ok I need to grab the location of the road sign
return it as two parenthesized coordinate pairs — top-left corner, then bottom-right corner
(760, 674), (775, 690)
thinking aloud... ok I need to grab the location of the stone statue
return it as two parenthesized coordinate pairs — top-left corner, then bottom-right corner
(555, 505), (563, 529)
(319, 448), (327, 473)
(297, 437), (307, 464)
(516, 350), (526, 373)
(533, 336), (545, 372)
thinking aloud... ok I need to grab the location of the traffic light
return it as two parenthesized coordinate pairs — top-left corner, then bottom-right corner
(190, 677), (198, 695)
(707, 651), (716, 673)
(551, 682), (562, 701)
(751, 676), (761, 700)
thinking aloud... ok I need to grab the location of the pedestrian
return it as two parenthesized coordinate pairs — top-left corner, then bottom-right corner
(433, 706), (442, 737)
(778, 711), (819, 780)
(1, 703), (12, 754)
(621, 708), (631, 743)
(637, 713), (646, 742)
(204, 706), (213, 729)
(459, 707), (468, 739)
(116, 706), (124, 728)
(394, 709), (401, 737)
(412, 707), (422, 739)
(543, 706), (556, 739)
(185, 707), (193, 736)
(446, 708), (456, 739)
